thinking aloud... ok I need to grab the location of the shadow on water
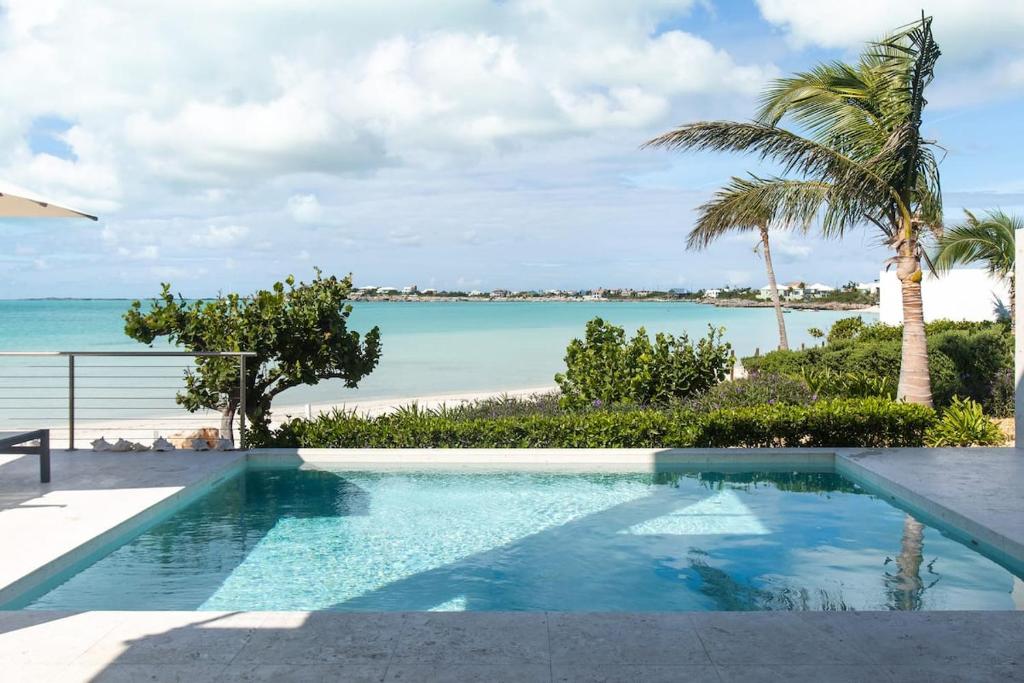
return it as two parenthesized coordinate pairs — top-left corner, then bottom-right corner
(17, 468), (371, 610)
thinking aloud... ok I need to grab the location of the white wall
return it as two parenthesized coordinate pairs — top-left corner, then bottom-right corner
(879, 268), (1011, 324)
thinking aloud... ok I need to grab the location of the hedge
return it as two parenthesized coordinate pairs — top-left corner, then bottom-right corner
(255, 397), (936, 449)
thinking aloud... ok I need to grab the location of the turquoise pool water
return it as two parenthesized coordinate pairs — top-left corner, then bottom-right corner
(17, 467), (1023, 611)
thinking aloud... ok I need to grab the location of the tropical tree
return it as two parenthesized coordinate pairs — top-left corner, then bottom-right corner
(934, 209), (1019, 322)
(124, 271), (382, 443)
(687, 175), (802, 351)
(644, 16), (943, 406)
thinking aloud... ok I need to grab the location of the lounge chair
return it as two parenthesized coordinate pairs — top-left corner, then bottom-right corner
(0, 430), (50, 483)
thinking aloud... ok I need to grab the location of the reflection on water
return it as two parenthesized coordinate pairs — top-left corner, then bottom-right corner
(16, 468), (1023, 612)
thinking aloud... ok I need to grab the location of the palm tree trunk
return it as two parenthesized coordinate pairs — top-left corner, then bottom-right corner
(896, 237), (933, 406)
(890, 514), (926, 610)
(760, 224), (789, 351)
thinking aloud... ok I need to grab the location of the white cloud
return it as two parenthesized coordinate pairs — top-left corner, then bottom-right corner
(387, 228), (423, 247)
(188, 225), (250, 248)
(287, 194), (324, 223)
(756, 1), (1024, 59)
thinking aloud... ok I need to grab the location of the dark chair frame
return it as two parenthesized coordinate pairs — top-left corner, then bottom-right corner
(0, 430), (50, 483)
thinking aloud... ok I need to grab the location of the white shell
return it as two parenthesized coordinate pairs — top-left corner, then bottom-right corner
(91, 437), (112, 452)
(110, 438), (135, 452)
(189, 438), (210, 451)
(151, 436), (175, 452)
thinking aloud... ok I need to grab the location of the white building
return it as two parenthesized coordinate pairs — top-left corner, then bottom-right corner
(856, 281), (880, 295)
(704, 288), (721, 299)
(805, 283), (835, 298)
(879, 269), (1011, 324)
(401, 285), (418, 295)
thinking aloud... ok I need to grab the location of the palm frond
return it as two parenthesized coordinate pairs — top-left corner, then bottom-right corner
(933, 209), (1019, 277)
(687, 176), (832, 249)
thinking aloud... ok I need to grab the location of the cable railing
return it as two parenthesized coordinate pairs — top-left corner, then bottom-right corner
(0, 351), (255, 450)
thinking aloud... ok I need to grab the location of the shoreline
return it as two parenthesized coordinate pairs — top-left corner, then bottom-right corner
(271, 385), (559, 421)
(348, 296), (879, 312)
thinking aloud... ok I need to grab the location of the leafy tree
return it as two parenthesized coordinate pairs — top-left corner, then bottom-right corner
(554, 318), (733, 409)
(934, 209), (1020, 322)
(124, 271), (382, 444)
(646, 16), (943, 406)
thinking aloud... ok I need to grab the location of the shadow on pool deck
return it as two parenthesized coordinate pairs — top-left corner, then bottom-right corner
(4, 609), (1024, 682)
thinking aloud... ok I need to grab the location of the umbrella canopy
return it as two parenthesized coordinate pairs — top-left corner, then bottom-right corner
(0, 179), (96, 220)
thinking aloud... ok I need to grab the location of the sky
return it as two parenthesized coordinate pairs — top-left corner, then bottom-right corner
(2, 0), (1024, 298)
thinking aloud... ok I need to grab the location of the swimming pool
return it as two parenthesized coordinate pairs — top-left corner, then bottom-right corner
(12, 465), (1023, 611)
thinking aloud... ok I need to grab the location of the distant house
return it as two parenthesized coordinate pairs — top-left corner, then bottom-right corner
(856, 281), (880, 295)
(421, 288), (438, 295)
(704, 288), (721, 299)
(401, 285), (418, 295)
(377, 286), (400, 295)
(805, 283), (835, 298)
(757, 283), (803, 300)
(491, 289), (510, 298)
(468, 290), (486, 297)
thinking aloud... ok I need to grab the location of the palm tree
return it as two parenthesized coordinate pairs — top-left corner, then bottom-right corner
(688, 175), (800, 350)
(644, 16), (942, 406)
(934, 209), (1020, 323)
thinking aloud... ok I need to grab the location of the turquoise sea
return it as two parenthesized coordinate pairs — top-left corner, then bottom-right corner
(0, 299), (873, 405)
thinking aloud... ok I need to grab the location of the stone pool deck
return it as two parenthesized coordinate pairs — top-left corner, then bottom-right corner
(3, 610), (1023, 682)
(0, 446), (1023, 681)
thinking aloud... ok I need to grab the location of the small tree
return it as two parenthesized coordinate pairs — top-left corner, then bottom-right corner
(124, 271), (382, 443)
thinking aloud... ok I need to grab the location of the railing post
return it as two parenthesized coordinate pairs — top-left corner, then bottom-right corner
(68, 354), (75, 451)
(238, 354), (247, 450)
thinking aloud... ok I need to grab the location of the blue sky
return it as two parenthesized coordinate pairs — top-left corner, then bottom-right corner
(2, 0), (1023, 297)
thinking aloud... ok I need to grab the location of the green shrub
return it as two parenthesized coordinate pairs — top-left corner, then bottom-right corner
(924, 396), (1004, 447)
(742, 318), (1011, 413)
(683, 373), (816, 412)
(800, 367), (896, 399)
(554, 318), (733, 409)
(256, 398), (934, 449)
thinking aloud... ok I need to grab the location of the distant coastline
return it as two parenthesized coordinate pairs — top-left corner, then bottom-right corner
(348, 294), (876, 312)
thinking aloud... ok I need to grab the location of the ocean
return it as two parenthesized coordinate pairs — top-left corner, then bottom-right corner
(0, 299), (873, 405)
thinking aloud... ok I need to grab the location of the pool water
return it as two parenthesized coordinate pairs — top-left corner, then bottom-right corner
(18, 467), (1024, 611)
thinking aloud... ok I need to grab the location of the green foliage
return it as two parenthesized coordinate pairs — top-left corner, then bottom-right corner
(683, 373), (816, 412)
(800, 368), (896, 399)
(807, 327), (824, 339)
(924, 397), (1005, 447)
(554, 318), (733, 409)
(743, 318), (1012, 416)
(825, 316), (865, 343)
(124, 271), (382, 440)
(933, 209), (1019, 281)
(255, 398), (935, 449)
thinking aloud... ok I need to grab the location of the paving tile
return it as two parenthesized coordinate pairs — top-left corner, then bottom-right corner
(552, 664), (720, 682)
(0, 611), (124, 664)
(715, 664), (894, 682)
(232, 612), (405, 665)
(391, 612), (549, 665)
(386, 663), (553, 682)
(690, 611), (870, 665)
(883, 664), (1024, 682)
(809, 611), (1024, 666)
(61, 662), (228, 682)
(548, 612), (710, 666)
(218, 663), (388, 682)
(76, 612), (263, 666)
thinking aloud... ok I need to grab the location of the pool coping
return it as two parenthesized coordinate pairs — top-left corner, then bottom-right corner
(1, 446), (1022, 609)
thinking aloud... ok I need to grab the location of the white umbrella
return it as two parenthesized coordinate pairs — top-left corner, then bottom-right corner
(0, 179), (96, 220)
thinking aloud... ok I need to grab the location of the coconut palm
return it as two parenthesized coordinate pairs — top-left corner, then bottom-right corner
(688, 175), (801, 350)
(934, 209), (1020, 322)
(644, 16), (942, 406)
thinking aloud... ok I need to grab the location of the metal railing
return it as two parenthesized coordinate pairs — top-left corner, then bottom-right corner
(0, 351), (255, 450)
